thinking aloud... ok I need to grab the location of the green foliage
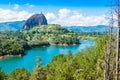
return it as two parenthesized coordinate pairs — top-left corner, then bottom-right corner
(0, 69), (8, 80)
(0, 35), (26, 56)
(51, 35), (79, 45)
(0, 24), (110, 79)
(0, 24), (80, 56)
(0, 35), (115, 80)
(8, 68), (30, 80)
(43, 36), (108, 80)
(79, 32), (107, 40)
(25, 24), (79, 46)
(30, 57), (47, 80)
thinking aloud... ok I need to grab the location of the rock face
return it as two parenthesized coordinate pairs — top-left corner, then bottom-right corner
(23, 13), (48, 30)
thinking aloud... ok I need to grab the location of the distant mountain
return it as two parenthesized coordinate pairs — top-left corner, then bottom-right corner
(0, 13), (48, 31)
(23, 13), (48, 30)
(0, 20), (117, 33)
(0, 21), (25, 31)
(64, 25), (117, 32)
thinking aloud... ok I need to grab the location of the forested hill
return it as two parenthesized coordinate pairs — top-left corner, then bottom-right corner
(0, 21), (25, 31)
(0, 24), (80, 56)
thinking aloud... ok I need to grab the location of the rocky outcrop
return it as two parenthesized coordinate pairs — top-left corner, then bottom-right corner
(23, 13), (48, 30)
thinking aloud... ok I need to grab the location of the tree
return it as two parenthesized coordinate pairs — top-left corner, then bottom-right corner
(30, 56), (46, 80)
(0, 69), (8, 80)
(8, 68), (30, 80)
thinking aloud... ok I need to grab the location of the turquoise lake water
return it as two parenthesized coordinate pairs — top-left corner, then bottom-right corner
(0, 40), (95, 73)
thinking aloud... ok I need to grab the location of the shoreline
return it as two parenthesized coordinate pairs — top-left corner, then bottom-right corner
(0, 54), (22, 60)
(0, 43), (80, 60)
(51, 43), (80, 46)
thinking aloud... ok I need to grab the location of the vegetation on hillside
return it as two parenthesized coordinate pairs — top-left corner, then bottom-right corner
(0, 35), (116, 80)
(0, 24), (80, 56)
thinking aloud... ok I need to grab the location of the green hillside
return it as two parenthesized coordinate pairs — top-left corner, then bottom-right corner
(0, 24), (80, 56)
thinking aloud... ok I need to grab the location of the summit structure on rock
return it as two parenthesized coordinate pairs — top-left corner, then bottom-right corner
(23, 13), (48, 30)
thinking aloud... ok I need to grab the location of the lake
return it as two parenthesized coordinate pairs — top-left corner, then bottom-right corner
(0, 40), (95, 73)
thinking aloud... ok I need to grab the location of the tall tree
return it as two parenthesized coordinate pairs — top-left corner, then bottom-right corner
(116, 0), (120, 79)
(8, 68), (30, 80)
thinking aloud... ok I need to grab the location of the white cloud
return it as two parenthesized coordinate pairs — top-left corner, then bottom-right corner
(46, 8), (109, 26)
(0, 7), (109, 26)
(29, 5), (35, 8)
(46, 13), (56, 20)
(58, 9), (71, 18)
(24, 3), (35, 8)
(0, 8), (33, 22)
(13, 4), (19, 10)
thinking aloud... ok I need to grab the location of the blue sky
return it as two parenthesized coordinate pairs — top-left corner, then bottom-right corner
(0, 0), (116, 26)
(0, 0), (113, 7)
(0, 0), (112, 15)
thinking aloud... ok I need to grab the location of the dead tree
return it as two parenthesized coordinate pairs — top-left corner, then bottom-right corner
(116, 0), (120, 80)
(104, 0), (116, 79)
(104, 8), (114, 80)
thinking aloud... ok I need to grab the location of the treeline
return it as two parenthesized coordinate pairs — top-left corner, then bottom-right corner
(0, 24), (80, 56)
(0, 33), (27, 56)
(79, 32), (107, 40)
(0, 36), (112, 80)
(51, 33), (80, 45)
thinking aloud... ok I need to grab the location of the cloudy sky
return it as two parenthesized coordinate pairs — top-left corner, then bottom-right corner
(0, 0), (116, 26)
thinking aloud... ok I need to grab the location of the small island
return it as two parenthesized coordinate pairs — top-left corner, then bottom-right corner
(0, 24), (80, 59)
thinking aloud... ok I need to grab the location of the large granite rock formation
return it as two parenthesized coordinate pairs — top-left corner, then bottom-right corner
(23, 13), (48, 30)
